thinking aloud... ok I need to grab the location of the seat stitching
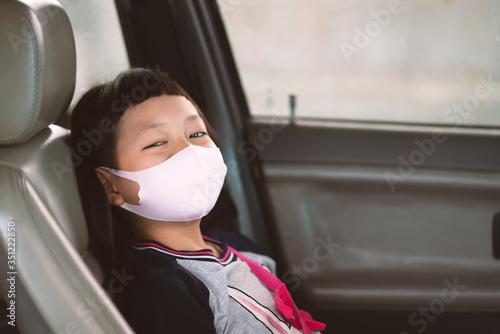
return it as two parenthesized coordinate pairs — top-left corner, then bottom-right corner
(0, 2), (40, 144)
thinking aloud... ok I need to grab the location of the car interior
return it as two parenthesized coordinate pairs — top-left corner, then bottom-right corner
(0, 0), (499, 333)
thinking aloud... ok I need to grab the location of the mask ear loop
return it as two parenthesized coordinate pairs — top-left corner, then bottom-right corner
(99, 166), (120, 177)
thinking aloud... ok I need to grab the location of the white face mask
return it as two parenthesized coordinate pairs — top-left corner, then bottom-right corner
(101, 145), (227, 222)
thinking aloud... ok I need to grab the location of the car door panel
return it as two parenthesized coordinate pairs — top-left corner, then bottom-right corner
(249, 119), (500, 312)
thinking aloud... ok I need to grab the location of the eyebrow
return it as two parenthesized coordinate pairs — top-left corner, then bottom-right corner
(137, 115), (202, 136)
(137, 122), (165, 137)
(184, 114), (201, 123)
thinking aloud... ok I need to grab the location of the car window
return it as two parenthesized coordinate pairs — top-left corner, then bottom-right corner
(57, 0), (129, 107)
(218, 0), (500, 128)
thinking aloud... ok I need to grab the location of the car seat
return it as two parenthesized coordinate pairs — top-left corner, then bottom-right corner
(0, 0), (133, 333)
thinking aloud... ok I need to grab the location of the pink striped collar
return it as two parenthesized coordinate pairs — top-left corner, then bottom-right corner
(132, 236), (235, 265)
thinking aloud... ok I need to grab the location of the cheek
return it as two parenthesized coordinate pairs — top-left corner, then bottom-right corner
(205, 137), (217, 148)
(117, 177), (141, 205)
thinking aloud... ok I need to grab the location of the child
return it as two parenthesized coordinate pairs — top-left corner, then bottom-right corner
(71, 67), (325, 333)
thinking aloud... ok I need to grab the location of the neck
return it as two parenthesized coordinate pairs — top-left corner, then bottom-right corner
(130, 216), (207, 251)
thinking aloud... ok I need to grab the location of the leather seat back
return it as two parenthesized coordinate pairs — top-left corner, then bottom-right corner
(0, 1), (133, 332)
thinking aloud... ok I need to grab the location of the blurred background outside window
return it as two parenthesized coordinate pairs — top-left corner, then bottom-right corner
(218, 0), (500, 128)
(57, 0), (129, 108)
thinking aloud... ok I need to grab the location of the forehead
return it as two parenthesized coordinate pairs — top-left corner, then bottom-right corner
(116, 95), (199, 134)
(126, 94), (197, 120)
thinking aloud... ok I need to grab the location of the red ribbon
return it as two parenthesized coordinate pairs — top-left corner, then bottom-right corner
(275, 283), (326, 332)
(229, 246), (326, 333)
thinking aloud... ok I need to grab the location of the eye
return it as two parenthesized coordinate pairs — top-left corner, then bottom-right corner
(190, 131), (207, 138)
(144, 141), (166, 149)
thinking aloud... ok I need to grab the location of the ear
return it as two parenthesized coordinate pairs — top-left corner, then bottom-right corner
(94, 168), (125, 206)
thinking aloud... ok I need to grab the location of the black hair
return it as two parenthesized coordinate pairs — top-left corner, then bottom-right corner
(70, 68), (226, 309)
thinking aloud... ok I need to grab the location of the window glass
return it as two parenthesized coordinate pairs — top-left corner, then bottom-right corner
(57, 0), (129, 107)
(218, 0), (500, 127)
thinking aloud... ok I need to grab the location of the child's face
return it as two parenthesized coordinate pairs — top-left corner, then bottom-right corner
(114, 94), (215, 171)
(97, 94), (216, 207)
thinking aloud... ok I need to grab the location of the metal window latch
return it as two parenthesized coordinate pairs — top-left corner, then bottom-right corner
(494, 212), (500, 259)
(289, 94), (296, 124)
